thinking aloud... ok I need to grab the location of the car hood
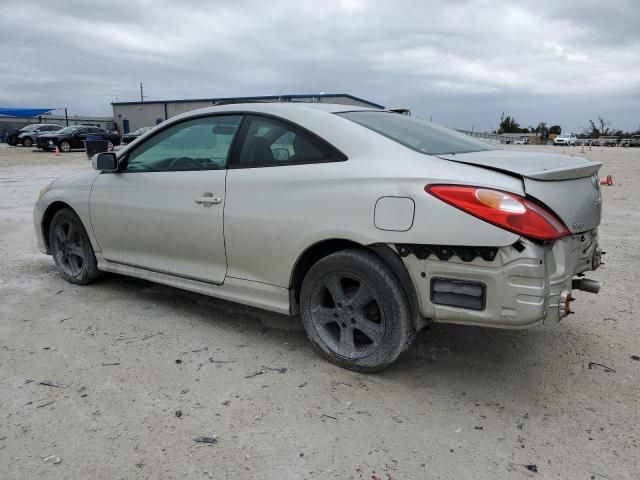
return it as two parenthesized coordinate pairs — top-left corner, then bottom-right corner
(51, 169), (99, 188)
(39, 132), (65, 138)
(437, 150), (601, 181)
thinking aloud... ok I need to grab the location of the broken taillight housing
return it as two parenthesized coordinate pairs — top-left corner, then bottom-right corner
(426, 185), (571, 241)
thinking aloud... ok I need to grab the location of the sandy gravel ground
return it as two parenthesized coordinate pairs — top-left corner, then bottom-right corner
(0, 144), (638, 479)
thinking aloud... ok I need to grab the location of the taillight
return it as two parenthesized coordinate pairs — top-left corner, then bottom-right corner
(426, 185), (570, 241)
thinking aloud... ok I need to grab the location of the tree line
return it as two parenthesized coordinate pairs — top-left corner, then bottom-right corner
(496, 112), (639, 138)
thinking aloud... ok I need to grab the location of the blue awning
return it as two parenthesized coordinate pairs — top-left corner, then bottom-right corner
(0, 108), (55, 117)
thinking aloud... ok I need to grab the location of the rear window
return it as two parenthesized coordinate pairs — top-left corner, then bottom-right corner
(338, 111), (494, 155)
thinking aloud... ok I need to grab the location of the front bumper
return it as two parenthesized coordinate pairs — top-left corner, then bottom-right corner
(400, 231), (601, 328)
(37, 138), (56, 150)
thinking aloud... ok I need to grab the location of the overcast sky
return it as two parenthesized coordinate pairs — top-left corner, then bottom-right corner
(1, 0), (639, 132)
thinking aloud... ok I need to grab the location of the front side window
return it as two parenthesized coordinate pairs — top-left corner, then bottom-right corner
(235, 116), (342, 166)
(125, 115), (242, 172)
(338, 111), (495, 155)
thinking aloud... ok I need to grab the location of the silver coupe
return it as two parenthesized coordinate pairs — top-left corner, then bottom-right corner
(33, 103), (603, 371)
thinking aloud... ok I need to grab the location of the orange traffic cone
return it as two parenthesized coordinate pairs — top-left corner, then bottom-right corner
(599, 175), (613, 186)
(54, 146), (60, 156)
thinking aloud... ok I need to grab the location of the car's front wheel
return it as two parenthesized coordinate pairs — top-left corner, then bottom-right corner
(22, 137), (33, 147)
(300, 249), (415, 372)
(49, 209), (99, 284)
(60, 141), (71, 152)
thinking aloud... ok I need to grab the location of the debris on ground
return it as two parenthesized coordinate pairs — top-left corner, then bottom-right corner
(588, 362), (616, 373)
(298, 381), (308, 388)
(175, 410), (182, 418)
(525, 464), (538, 473)
(194, 436), (217, 444)
(36, 400), (56, 408)
(141, 332), (163, 341)
(631, 355), (640, 361)
(37, 381), (67, 388)
(321, 414), (337, 420)
(43, 455), (61, 464)
(208, 358), (236, 364)
(244, 370), (264, 379)
(101, 362), (120, 366)
(263, 366), (287, 374)
(175, 359), (182, 364)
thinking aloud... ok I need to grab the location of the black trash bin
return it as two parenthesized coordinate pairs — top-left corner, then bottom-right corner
(84, 135), (109, 158)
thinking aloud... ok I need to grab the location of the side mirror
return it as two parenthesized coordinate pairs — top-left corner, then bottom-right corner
(92, 152), (118, 172)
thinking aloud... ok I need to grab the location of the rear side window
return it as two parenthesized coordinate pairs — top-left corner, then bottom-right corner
(338, 111), (494, 155)
(234, 116), (344, 167)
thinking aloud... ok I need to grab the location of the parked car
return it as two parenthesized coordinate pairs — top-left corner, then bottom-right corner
(121, 126), (153, 144)
(553, 133), (577, 146)
(33, 103), (603, 371)
(5, 124), (62, 147)
(513, 138), (529, 145)
(630, 135), (640, 147)
(37, 126), (121, 152)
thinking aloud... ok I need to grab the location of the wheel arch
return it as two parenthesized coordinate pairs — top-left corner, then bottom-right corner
(289, 239), (426, 331)
(41, 201), (78, 253)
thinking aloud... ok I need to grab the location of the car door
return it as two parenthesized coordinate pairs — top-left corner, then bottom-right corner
(224, 114), (347, 286)
(89, 114), (243, 284)
(72, 127), (88, 148)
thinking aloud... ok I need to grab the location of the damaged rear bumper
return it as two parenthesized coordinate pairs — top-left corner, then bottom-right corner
(398, 231), (601, 328)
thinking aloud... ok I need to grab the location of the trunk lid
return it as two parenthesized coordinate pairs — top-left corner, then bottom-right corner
(438, 150), (603, 234)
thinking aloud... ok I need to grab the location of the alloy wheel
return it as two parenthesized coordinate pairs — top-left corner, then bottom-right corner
(309, 272), (385, 359)
(51, 220), (85, 277)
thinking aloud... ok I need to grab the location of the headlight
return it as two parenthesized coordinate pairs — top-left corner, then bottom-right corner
(37, 181), (54, 201)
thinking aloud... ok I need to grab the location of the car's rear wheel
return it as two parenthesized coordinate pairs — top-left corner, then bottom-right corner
(49, 209), (99, 284)
(300, 249), (415, 372)
(22, 137), (33, 147)
(60, 141), (71, 152)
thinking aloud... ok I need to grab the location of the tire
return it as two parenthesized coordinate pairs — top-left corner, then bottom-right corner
(60, 141), (71, 153)
(300, 249), (415, 372)
(22, 137), (33, 147)
(49, 209), (99, 285)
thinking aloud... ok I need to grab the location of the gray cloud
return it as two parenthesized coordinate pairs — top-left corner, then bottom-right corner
(1, 0), (639, 132)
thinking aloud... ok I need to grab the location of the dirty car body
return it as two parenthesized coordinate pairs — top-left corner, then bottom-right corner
(33, 103), (603, 371)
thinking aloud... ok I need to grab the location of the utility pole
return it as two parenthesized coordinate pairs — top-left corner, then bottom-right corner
(64, 107), (69, 126)
(140, 82), (145, 102)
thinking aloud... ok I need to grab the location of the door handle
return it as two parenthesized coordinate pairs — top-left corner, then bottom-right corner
(195, 195), (222, 205)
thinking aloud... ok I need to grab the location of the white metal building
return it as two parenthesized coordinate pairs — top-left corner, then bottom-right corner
(111, 93), (384, 134)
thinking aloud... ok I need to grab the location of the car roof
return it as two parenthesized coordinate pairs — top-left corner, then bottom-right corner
(182, 102), (382, 116)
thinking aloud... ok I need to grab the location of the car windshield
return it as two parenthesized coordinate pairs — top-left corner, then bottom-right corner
(338, 111), (494, 155)
(56, 127), (80, 134)
(134, 127), (151, 134)
(20, 125), (39, 132)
